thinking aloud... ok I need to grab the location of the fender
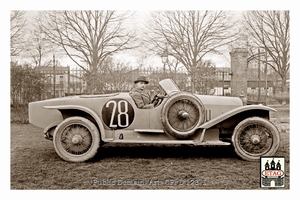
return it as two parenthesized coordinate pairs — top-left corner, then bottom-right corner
(199, 105), (276, 129)
(44, 121), (61, 133)
(43, 105), (106, 141)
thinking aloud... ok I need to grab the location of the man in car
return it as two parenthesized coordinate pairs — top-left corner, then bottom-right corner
(130, 75), (155, 109)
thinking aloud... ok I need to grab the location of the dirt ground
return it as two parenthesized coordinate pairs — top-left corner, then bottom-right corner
(10, 105), (290, 190)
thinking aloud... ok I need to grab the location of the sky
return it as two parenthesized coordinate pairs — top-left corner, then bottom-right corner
(8, 4), (291, 71)
(109, 10), (235, 69)
(20, 10), (232, 69)
(11, 10), (232, 70)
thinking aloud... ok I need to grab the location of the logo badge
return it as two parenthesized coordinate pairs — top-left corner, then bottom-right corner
(260, 156), (285, 188)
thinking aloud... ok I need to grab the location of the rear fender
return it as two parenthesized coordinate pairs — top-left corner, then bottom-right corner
(43, 105), (106, 140)
(199, 105), (276, 129)
(43, 121), (61, 140)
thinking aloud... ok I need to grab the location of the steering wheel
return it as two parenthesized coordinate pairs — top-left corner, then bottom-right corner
(152, 97), (162, 107)
(151, 92), (165, 107)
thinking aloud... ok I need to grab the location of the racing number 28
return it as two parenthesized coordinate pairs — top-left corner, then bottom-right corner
(102, 98), (134, 129)
(106, 100), (129, 128)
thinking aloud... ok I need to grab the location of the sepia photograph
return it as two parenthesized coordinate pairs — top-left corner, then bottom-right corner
(5, 0), (298, 198)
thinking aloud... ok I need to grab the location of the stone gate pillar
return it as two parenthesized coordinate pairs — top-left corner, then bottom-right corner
(230, 48), (248, 101)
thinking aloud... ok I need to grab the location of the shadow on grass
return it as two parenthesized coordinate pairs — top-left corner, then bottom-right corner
(90, 144), (239, 162)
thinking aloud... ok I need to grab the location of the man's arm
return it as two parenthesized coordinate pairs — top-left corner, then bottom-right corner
(131, 93), (154, 109)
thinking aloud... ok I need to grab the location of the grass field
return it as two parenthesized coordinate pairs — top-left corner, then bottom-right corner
(10, 107), (290, 190)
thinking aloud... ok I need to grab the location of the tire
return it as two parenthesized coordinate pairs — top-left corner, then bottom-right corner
(231, 117), (280, 161)
(161, 92), (205, 139)
(53, 117), (100, 162)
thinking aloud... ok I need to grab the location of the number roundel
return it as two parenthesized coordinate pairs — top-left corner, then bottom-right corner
(102, 99), (134, 129)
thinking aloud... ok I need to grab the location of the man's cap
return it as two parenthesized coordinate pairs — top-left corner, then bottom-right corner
(134, 76), (149, 84)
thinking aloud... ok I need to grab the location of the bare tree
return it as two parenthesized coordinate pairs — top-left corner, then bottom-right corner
(10, 10), (27, 57)
(37, 10), (138, 71)
(243, 11), (290, 92)
(144, 10), (239, 92)
(23, 26), (55, 67)
(37, 10), (138, 93)
(166, 57), (184, 74)
(193, 59), (218, 94)
(104, 60), (135, 93)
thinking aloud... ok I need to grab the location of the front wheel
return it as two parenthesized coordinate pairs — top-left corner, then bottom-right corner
(232, 117), (280, 161)
(53, 117), (100, 162)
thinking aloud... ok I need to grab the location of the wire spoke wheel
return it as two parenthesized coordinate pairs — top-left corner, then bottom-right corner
(168, 99), (200, 132)
(232, 117), (280, 161)
(61, 124), (93, 155)
(53, 117), (100, 162)
(238, 124), (272, 155)
(161, 92), (205, 139)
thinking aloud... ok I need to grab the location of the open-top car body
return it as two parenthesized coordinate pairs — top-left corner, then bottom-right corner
(29, 79), (280, 162)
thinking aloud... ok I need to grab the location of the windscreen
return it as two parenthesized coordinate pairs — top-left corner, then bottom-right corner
(158, 79), (180, 94)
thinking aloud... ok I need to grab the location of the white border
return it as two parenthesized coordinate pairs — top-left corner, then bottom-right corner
(3, 0), (299, 199)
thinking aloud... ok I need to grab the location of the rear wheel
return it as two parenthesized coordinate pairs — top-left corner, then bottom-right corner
(53, 117), (100, 162)
(161, 92), (205, 139)
(232, 117), (280, 161)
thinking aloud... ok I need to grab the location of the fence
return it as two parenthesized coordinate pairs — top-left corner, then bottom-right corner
(39, 67), (236, 99)
(14, 65), (283, 104)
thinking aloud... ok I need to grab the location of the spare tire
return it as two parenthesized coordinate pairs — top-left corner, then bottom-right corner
(161, 92), (205, 139)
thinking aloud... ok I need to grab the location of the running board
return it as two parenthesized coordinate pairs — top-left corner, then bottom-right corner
(102, 128), (231, 146)
(196, 141), (231, 146)
(134, 129), (164, 133)
(105, 139), (230, 146)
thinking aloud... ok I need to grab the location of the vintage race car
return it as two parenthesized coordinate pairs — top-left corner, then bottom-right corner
(29, 79), (280, 162)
